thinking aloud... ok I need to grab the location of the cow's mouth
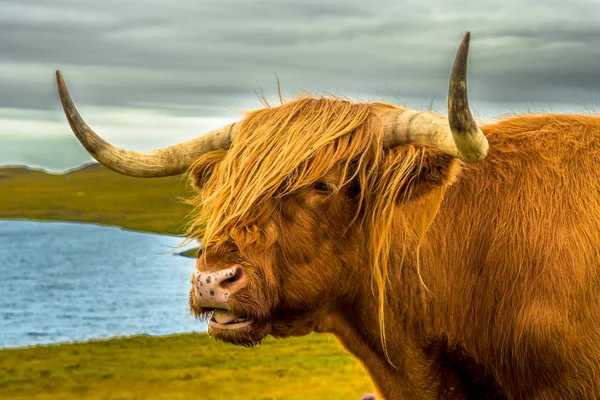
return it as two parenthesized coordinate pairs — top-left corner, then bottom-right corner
(204, 307), (270, 346)
(208, 308), (252, 330)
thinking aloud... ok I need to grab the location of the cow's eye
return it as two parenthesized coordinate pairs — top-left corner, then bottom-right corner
(312, 182), (333, 194)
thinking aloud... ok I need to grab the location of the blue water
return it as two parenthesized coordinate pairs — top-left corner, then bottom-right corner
(0, 220), (207, 348)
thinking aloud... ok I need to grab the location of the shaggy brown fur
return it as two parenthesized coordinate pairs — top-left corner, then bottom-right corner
(187, 97), (600, 399)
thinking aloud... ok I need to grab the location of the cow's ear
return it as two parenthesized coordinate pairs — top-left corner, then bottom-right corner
(383, 146), (461, 204)
(189, 150), (227, 190)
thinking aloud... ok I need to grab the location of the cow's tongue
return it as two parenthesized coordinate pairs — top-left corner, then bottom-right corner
(213, 309), (240, 324)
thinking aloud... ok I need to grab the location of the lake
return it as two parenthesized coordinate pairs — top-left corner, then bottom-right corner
(0, 220), (207, 349)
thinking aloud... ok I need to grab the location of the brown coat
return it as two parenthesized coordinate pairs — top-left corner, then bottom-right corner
(188, 99), (600, 399)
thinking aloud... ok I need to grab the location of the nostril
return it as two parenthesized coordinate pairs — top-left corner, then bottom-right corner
(220, 266), (245, 290)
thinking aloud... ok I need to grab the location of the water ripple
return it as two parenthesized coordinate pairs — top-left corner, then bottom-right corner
(0, 220), (207, 348)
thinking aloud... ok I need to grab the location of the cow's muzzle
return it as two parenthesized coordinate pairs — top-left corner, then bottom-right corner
(192, 265), (250, 329)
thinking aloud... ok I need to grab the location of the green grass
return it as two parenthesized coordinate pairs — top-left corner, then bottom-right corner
(0, 164), (374, 399)
(0, 164), (193, 235)
(179, 247), (201, 258)
(0, 333), (374, 400)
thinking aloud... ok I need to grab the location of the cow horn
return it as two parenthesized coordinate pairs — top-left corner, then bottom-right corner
(381, 32), (488, 163)
(56, 70), (239, 177)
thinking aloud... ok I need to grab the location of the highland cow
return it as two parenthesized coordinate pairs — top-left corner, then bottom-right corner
(56, 33), (600, 399)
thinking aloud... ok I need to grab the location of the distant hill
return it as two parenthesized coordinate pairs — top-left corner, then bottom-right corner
(0, 166), (45, 176)
(0, 163), (194, 235)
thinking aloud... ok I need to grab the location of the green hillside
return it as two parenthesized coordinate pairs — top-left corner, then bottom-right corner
(0, 163), (192, 235)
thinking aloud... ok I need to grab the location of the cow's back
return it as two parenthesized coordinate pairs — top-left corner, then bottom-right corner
(422, 114), (600, 399)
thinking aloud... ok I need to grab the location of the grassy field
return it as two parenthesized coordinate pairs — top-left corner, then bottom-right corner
(0, 164), (374, 399)
(0, 163), (193, 235)
(0, 333), (373, 400)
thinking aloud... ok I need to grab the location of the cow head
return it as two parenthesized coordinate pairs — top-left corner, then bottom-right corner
(56, 33), (487, 346)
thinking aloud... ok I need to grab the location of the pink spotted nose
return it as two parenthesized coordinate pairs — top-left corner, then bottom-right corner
(193, 265), (246, 309)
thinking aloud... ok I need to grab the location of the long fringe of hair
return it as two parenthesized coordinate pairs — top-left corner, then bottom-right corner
(185, 96), (444, 362)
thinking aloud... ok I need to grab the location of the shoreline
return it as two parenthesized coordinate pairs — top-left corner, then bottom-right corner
(0, 332), (208, 352)
(0, 218), (200, 258)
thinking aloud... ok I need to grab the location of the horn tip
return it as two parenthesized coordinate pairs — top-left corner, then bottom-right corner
(55, 70), (66, 90)
(460, 32), (471, 53)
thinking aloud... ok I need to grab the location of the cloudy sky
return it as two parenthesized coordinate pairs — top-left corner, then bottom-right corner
(2, 0), (599, 171)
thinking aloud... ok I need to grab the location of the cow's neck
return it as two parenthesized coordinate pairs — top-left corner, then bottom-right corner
(319, 264), (440, 400)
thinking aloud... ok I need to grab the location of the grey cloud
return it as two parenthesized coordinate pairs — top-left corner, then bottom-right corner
(3, 0), (600, 171)
(1, 1), (600, 126)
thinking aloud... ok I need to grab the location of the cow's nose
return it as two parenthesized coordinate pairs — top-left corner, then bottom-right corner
(193, 265), (246, 309)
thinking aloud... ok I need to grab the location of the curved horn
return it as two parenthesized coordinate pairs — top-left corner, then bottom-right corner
(56, 70), (239, 177)
(447, 32), (488, 162)
(381, 32), (488, 163)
